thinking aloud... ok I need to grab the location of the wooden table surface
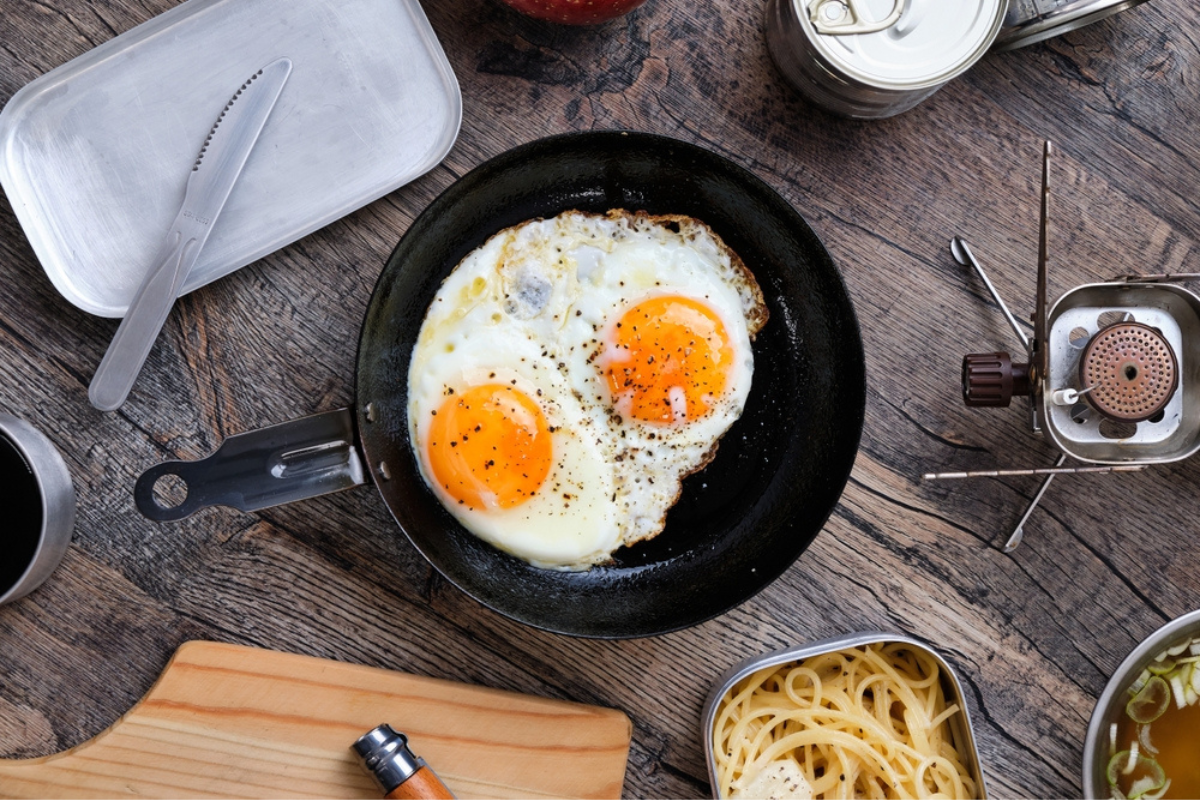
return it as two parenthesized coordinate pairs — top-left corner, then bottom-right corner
(1, 1), (1197, 797)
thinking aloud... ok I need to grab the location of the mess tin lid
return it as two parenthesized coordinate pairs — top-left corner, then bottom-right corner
(0, 0), (461, 318)
(993, 0), (1152, 52)
(800, 0), (1006, 89)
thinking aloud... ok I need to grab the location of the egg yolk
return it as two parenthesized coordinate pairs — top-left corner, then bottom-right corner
(426, 384), (553, 510)
(605, 295), (734, 424)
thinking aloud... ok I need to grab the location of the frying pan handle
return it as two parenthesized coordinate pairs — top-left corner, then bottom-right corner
(134, 408), (366, 521)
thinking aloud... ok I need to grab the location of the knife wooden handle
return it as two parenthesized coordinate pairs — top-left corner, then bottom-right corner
(385, 766), (455, 799)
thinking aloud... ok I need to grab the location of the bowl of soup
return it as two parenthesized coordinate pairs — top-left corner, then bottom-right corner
(1084, 609), (1200, 800)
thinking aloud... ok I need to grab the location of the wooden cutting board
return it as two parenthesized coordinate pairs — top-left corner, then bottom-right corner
(0, 641), (632, 799)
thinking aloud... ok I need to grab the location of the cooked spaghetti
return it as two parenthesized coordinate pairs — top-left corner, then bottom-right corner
(712, 643), (978, 799)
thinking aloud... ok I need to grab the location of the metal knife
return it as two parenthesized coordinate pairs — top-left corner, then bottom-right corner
(89, 57), (293, 411)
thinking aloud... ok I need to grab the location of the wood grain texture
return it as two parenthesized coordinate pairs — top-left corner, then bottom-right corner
(0, 640), (632, 798)
(1, 1), (1198, 798)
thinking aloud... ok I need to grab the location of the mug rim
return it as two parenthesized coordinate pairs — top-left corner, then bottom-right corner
(0, 413), (75, 604)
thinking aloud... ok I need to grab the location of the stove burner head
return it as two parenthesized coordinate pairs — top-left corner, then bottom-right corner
(1079, 322), (1179, 423)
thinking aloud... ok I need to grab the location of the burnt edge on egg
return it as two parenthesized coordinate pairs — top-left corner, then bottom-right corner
(609, 208), (769, 337)
(477, 207), (769, 342)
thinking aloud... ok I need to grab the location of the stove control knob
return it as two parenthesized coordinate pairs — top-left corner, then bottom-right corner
(962, 352), (1031, 407)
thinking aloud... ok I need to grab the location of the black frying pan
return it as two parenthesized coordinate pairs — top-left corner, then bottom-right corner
(137, 131), (864, 638)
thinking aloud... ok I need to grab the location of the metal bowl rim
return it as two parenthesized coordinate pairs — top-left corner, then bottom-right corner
(1082, 607), (1200, 798)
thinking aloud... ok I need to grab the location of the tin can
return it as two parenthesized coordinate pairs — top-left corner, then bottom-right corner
(993, 0), (1152, 52)
(765, 0), (1007, 119)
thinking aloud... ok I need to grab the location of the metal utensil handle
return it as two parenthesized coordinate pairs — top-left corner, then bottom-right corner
(134, 408), (365, 521)
(1002, 453), (1068, 553)
(810, 0), (908, 34)
(88, 230), (198, 411)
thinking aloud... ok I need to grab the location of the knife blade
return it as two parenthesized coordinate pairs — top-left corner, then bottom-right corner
(89, 57), (292, 412)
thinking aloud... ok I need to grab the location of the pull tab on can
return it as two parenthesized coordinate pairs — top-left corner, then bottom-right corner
(810, 0), (907, 35)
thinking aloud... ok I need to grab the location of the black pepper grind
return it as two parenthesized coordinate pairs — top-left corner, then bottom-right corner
(352, 725), (455, 799)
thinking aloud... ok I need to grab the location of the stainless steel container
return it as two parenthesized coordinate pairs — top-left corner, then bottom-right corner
(0, 413), (75, 604)
(1082, 609), (1200, 799)
(994, 0), (1153, 52)
(1039, 282), (1200, 465)
(765, 0), (1006, 119)
(702, 631), (987, 798)
(0, 0), (461, 319)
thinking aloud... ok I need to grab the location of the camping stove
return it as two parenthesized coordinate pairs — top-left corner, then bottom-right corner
(964, 281), (1200, 463)
(929, 141), (1200, 551)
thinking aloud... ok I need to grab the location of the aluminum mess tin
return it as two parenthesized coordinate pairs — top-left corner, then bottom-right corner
(1083, 608), (1200, 799)
(993, 0), (1153, 52)
(702, 632), (987, 799)
(0, 0), (461, 318)
(765, 0), (1006, 119)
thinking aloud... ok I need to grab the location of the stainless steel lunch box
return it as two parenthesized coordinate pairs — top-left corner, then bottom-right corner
(765, 0), (1006, 119)
(701, 631), (988, 798)
(1082, 608), (1200, 799)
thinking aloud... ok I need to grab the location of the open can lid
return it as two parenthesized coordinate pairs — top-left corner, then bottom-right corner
(992, 0), (1153, 52)
(800, 0), (1006, 90)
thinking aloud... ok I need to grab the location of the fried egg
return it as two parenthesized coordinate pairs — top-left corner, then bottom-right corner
(407, 209), (766, 569)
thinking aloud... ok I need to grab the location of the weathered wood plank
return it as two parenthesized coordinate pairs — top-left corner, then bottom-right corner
(2, 1), (1199, 798)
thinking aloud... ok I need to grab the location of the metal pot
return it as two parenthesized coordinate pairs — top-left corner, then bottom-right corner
(134, 131), (866, 638)
(0, 413), (75, 604)
(994, 0), (1153, 52)
(1082, 608), (1200, 799)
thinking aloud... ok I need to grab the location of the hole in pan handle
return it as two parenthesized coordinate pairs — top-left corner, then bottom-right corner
(134, 408), (366, 522)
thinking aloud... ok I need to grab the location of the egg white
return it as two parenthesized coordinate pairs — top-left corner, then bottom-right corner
(407, 209), (764, 568)
(408, 325), (622, 570)
(554, 212), (759, 547)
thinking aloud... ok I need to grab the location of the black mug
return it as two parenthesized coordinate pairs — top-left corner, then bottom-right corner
(0, 413), (75, 604)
